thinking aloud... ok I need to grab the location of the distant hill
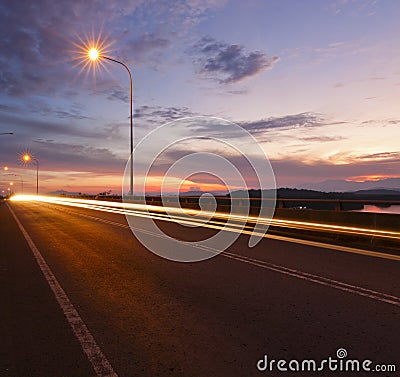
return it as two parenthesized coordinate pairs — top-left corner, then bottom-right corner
(47, 189), (82, 196)
(352, 189), (400, 196)
(229, 187), (400, 199)
(179, 190), (206, 197)
(177, 190), (228, 197)
(228, 188), (400, 211)
(299, 177), (400, 192)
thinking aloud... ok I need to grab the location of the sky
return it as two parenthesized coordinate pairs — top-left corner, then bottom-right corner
(1, 0), (400, 195)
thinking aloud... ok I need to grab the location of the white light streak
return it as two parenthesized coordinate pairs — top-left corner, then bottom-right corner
(9, 195), (400, 240)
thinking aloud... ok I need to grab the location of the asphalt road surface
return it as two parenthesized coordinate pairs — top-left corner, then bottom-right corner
(1, 200), (399, 377)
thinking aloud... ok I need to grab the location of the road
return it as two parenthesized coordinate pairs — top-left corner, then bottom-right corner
(1, 199), (399, 377)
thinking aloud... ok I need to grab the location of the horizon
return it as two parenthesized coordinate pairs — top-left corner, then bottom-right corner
(34, 185), (400, 197)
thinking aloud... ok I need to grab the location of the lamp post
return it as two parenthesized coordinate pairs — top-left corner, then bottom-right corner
(22, 154), (39, 195)
(87, 47), (134, 196)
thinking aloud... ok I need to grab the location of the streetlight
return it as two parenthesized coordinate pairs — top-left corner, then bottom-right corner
(86, 47), (134, 196)
(22, 153), (39, 195)
(5, 173), (23, 194)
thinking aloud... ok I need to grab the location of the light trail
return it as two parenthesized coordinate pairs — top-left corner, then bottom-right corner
(11, 198), (400, 303)
(10, 195), (400, 241)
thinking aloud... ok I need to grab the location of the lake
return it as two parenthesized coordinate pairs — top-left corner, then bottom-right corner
(355, 205), (400, 214)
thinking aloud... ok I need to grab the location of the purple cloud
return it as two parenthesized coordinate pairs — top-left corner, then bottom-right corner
(191, 36), (279, 84)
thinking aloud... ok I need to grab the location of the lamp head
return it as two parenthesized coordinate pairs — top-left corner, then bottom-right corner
(88, 48), (100, 61)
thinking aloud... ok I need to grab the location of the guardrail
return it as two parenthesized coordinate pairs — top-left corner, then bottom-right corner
(143, 196), (400, 212)
(59, 194), (400, 212)
(141, 196), (400, 251)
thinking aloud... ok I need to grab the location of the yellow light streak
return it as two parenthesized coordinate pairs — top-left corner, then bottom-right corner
(10, 195), (400, 242)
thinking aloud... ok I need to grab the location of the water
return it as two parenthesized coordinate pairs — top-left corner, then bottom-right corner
(356, 205), (400, 214)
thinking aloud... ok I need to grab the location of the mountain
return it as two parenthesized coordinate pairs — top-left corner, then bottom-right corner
(299, 178), (400, 192)
(157, 190), (229, 197)
(47, 189), (82, 196)
(352, 189), (400, 196)
(228, 188), (400, 211)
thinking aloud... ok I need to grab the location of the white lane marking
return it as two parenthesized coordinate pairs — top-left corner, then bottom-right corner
(222, 253), (400, 307)
(7, 204), (118, 377)
(39, 202), (400, 308)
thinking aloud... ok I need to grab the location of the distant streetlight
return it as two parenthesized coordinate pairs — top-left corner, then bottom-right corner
(86, 46), (134, 196)
(22, 153), (39, 195)
(5, 173), (23, 194)
(3, 166), (9, 171)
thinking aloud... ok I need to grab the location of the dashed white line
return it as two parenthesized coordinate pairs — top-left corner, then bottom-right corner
(221, 252), (400, 307)
(7, 203), (118, 377)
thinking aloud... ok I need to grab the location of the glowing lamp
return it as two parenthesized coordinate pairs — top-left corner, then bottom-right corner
(88, 48), (100, 61)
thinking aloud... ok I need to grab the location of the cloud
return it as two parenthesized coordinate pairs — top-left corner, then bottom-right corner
(130, 137), (400, 190)
(140, 112), (335, 143)
(117, 32), (172, 67)
(105, 86), (130, 103)
(352, 151), (400, 162)
(300, 136), (345, 142)
(32, 140), (125, 173)
(361, 118), (400, 125)
(137, 0), (227, 32)
(134, 105), (199, 124)
(127, 33), (170, 58)
(227, 89), (248, 95)
(52, 110), (92, 121)
(0, 111), (94, 139)
(328, 0), (380, 17)
(0, 1), (226, 98)
(0, 1), (128, 97)
(238, 113), (329, 135)
(0, 98), (91, 121)
(190, 36), (279, 84)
